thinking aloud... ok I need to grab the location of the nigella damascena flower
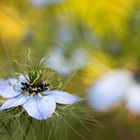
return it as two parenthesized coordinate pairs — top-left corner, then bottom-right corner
(0, 74), (80, 120)
(46, 47), (88, 75)
(88, 70), (140, 115)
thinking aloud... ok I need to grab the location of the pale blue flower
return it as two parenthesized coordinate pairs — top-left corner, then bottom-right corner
(57, 25), (72, 42)
(30, 0), (64, 7)
(46, 48), (88, 75)
(0, 75), (80, 120)
(88, 70), (140, 115)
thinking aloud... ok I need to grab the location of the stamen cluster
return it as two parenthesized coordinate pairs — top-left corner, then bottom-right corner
(21, 82), (49, 94)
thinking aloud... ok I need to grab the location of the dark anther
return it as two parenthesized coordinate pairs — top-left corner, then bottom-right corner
(21, 82), (25, 85)
(21, 87), (26, 90)
(21, 82), (49, 94)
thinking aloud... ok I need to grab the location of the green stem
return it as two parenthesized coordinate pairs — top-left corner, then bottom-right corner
(23, 118), (33, 140)
(41, 120), (45, 140)
(4, 124), (12, 138)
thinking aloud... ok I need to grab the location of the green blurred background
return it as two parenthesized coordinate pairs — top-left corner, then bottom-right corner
(1, 0), (140, 140)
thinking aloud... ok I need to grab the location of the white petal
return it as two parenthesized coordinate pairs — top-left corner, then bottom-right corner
(8, 78), (18, 86)
(88, 71), (133, 111)
(46, 90), (80, 104)
(19, 75), (29, 83)
(0, 94), (29, 111)
(125, 85), (140, 114)
(8, 78), (23, 92)
(0, 80), (20, 98)
(23, 96), (56, 120)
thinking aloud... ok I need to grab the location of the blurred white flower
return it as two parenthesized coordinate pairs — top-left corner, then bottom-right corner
(88, 70), (140, 114)
(57, 25), (72, 42)
(30, 0), (64, 7)
(46, 47), (88, 75)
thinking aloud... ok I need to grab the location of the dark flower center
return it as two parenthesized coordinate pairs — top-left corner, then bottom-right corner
(21, 82), (49, 94)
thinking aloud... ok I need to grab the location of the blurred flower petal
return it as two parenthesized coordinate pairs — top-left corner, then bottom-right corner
(125, 85), (140, 114)
(47, 48), (70, 74)
(46, 48), (88, 75)
(30, 0), (63, 7)
(88, 71), (133, 111)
